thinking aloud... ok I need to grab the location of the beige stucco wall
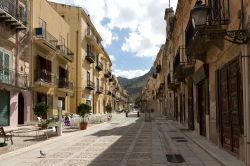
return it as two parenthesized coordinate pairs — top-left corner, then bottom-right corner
(31, 0), (72, 117)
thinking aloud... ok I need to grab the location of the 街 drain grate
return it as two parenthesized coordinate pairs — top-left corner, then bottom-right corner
(176, 139), (188, 142)
(166, 154), (185, 163)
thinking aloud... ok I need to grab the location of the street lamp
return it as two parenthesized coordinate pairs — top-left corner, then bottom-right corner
(191, 0), (208, 28)
(191, 0), (248, 44)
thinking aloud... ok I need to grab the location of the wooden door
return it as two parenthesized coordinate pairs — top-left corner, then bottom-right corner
(188, 86), (194, 130)
(18, 93), (24, 125)
(219, 58), (242, 154)
(197, 80), (206, 136)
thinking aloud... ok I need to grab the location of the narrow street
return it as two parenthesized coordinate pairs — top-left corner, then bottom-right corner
(0, 113), (225, 166)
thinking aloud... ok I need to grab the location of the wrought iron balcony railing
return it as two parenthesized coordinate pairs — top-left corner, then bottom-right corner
(104, 70), (112, 78)
(96, 86), (103, 93)
(96, 61), (103, 71)
(56, 45), (74, 62)
(86, 52), (95, 63)
(0, 0), (27, 25)
(156, 64), (161, 73)
(34, 27), (58, 49)
(58, 78), (73, 90)
(173, 48), (180, 74)
(86, 80), (95, 90)
(36, 69), (56, 85)
(0, 65), (29, 88)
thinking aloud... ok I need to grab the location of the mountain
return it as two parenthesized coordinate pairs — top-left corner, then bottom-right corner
(117, 68), (154, 102)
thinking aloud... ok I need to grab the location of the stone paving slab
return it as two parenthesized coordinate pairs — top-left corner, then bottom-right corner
(168, 120), (245, 166)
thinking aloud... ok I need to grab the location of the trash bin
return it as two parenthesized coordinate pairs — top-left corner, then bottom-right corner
(137, 112), (140, 117)
(126, 112), (128, 117)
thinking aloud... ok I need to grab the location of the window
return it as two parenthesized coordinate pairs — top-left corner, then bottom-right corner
(58, 97), (65, 111)
(37, 93), (53, 110)
(0, 49), (11, 84)
(87, 24), (91, 35)
(87, 71), (90, 82)
(96, 78), (99, 88)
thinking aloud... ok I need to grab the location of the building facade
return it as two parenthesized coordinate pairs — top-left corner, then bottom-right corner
(50, 2), (128, 114)
(30, 0), (74, 118)
(140, 0), (250, 164)
(0, 0), (31, 128)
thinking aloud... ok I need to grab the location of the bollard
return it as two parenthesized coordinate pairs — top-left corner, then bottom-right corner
(126, 112), (128, 117)
(137, 111), (140, 117)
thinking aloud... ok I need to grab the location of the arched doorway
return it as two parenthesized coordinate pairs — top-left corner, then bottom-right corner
(18, 93), (24, 125)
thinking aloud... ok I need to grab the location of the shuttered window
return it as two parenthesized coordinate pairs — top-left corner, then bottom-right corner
(0, 90), (10, 126)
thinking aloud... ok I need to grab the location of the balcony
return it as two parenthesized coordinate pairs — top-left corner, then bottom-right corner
(152, 73), (157, 79)
(156, 64), (161, 73)
(96, 86), (103, 94)
(56, 45), (74, 62)
(167, 73), (179, 91)
(85, 28), (103, 53)
(186, 0), (230, 61)
(104, 70), (112, 78)
(86, 80), (95, 90)
(0, 0), (27, 31)
(86, 52), (95, 63)
(109, 75), (114, 82)
(35, 69), (56, 87)
(33, 27), (58, 52)
(96, 61), (103, 71)
(58, 78), (73, 91)
(105, 90), (112, 96)
(173, 47), (195, 82)
(0, 66), (29, 89)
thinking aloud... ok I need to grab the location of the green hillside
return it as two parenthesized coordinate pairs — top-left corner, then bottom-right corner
(118, 68), (153, 102)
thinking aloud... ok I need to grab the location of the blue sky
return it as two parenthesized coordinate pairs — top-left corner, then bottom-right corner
(49, 0), (178, 79)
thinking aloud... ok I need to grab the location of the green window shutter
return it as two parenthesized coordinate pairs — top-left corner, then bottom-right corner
(0, 90), (10, 126)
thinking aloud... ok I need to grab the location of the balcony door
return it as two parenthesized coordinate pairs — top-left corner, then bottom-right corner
(197, 80), (207, 137)
(37, 56), (51, 82)
(0, 49), (11, 84)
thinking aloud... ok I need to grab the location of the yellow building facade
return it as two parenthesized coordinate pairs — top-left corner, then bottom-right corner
(140, 0), (250, 164)
(30, 0), (74, 118)
(49, 2), (114, 114)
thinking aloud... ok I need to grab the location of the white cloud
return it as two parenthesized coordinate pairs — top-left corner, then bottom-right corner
(109, 55), (116, 62)
(49, 0), (178, 56)
(114, 69), (150, 79)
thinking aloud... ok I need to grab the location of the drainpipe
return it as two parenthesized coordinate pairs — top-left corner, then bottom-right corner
(244, 45), (250, 166)
(240, 0), (250, 164)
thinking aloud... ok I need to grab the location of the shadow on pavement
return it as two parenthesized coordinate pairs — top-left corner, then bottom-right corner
(67, 115), (153, 166)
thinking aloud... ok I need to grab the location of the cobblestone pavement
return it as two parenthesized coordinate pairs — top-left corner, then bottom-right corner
(0, 113), (225, 166)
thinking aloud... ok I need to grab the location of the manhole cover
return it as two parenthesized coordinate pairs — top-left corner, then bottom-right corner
(166, 154), (185, 163)
(176, 139), (188, 142)
(171, 137), (185, 139)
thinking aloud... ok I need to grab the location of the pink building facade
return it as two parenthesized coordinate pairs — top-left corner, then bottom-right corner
(0, 0), (31, 128)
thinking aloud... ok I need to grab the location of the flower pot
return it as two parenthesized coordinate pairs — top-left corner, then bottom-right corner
(79, 122), (88, 130)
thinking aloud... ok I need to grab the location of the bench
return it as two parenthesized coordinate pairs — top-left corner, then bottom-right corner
(0, 127), (13, 144)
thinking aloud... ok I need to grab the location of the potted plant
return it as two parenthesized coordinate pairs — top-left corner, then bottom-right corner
(105, 104), (112, 120)
(76, 103), (91, 130)
(33, 102), (49, 129)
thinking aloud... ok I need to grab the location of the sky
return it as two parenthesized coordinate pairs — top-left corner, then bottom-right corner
(49, 0), (178, 79)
